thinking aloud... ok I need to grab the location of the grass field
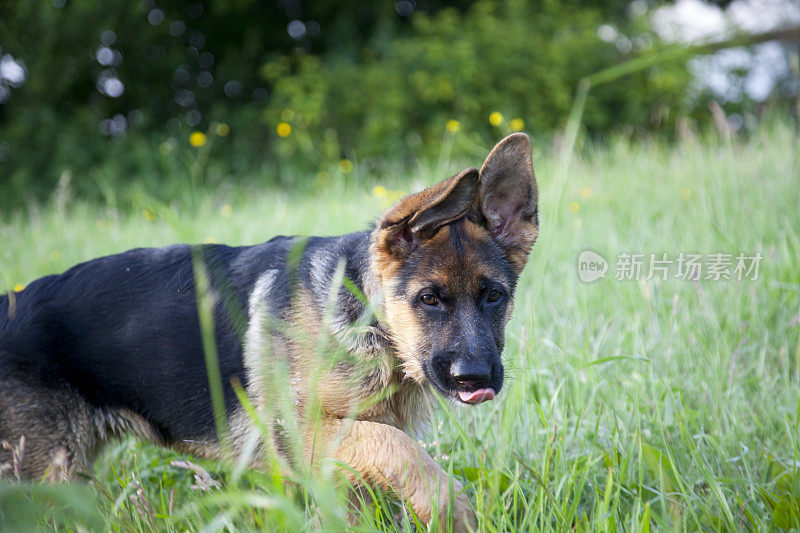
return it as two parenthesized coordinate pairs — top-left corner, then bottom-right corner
(1, 122), (799, 531)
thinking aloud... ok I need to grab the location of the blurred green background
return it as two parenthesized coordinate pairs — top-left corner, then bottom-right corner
(1, 0), (797, 210)
(2, 2), (800, 531)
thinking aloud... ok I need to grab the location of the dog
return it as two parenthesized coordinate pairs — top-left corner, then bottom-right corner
(0, 133), (538, 530)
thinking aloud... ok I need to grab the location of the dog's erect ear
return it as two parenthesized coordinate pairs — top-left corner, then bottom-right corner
(474, 133), (539, 274)
(375, 167), (479, 262)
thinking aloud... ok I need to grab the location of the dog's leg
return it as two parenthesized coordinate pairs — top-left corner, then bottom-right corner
(306, 419), (476, 532)
(0, 379), (98, 481)
(0, 375), (161, 481)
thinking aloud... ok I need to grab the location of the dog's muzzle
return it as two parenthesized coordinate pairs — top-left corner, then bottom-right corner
(450, 358), (496, 404)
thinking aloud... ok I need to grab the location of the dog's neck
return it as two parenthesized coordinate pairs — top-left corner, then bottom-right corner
(322, 231), (437, 428)
(277, 230), (433, 432)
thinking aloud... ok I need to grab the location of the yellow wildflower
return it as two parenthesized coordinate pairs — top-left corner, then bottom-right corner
(143, 209), (156, 222)
(276, 122), (292, 137)
(189, 131), (207, 147)
(510, 118), (525, 131)
(339, 159), (353, 173)
(205, 236), (216, 244)
(220, 204), (233, 218)
(579, 187), (593, 199)
(489, 112), (503, 127)
(216, 123), (230, 137)
(13, 283), (24, 292)
(372, 185), (388, 198)
(568, 201), (580, 214)
(446, 120), (461, 133)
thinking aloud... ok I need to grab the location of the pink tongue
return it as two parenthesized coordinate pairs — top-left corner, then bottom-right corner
(458, 388), (496, 404)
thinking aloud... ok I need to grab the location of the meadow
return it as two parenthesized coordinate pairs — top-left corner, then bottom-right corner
(1, 121), (799, 531)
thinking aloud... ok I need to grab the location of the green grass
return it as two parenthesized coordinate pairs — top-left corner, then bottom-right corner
(1, 122), (799, 531)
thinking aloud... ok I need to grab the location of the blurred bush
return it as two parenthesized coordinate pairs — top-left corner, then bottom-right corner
(0, 0), (693, 207)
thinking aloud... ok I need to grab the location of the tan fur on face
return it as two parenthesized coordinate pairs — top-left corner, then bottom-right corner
(410, 222), (508, 293)
(383, 293), (426, 382)
(505, 297), (515, 326)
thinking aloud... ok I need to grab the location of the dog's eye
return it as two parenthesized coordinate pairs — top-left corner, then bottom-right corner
(420, 293), (439, 306)
(486, 289), (502, 303)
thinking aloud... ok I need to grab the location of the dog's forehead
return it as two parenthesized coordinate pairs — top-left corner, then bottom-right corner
(402, 219), (513, 294)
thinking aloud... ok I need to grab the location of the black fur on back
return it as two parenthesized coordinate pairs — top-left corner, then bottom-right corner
(0, 232), (373, 444)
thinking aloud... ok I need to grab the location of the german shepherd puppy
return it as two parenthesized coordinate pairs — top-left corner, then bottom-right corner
(0, 133), (538, 530)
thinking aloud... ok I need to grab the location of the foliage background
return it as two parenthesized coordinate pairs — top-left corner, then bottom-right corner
(0, 0), (706, 207)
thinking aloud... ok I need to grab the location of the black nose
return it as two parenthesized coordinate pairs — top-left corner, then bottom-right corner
(450, 358), (491, 386)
